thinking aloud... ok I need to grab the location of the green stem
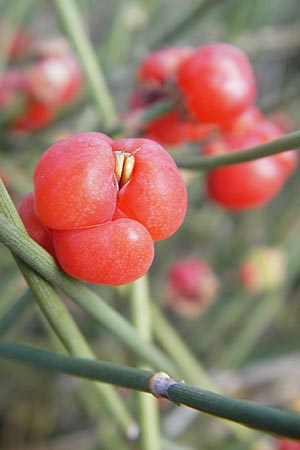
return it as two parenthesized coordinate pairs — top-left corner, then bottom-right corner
(0, 289), (33, 336)
(0, 180), (136, 436)
(151, 305), (253, 440)
(1, 340), (300, 439)
(151, 304), (215, 390)
(217, 292), (284, 369)
(106, 98), (173, 138)
(174, 131), (300, 170)
(0, 180), (177, 374)
(53, 0), (117, 127)
(131, 276), (161, 450)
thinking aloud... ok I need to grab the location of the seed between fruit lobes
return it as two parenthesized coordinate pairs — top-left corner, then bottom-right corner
(114, 150), (136, 188)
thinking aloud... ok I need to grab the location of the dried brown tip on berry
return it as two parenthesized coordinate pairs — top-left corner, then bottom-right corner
(113, 151), (135, 188)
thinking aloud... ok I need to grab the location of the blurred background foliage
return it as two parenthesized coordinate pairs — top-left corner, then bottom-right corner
(1, 0), (300, 449)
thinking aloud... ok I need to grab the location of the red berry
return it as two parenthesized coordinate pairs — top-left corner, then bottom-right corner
(221, 106), (264, 133)
(11, 99), (55, 132)
(177, 43), (257, 125)
(165, 258), (219, 317)
(31, 132), (187, 285)
(138, 46), (193, 85)
(26, 54), (83, 106)
(204, 133), (285, 210)
(18, 192), (55, 256)
(52, 218), (154, 285)
(112, 138), (187, 240)
(34, 132), (117, 230)
(277, 439), (300, 450)
(145, 110), (215, 146)
(249, 119), (297, 177)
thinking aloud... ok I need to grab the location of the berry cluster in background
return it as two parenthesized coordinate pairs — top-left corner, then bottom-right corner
(130, 43), (297, 210)
(1, 2), (300, 448)
(0, 23), (83, 132)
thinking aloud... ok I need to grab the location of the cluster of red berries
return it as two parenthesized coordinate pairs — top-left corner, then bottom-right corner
(18, 132), (187, 285)
(0, 29), (83, 132)
(130, 43), (297, 210)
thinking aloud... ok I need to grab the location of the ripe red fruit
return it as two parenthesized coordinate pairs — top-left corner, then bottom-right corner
(164, 258), (219, 317)
(52, 219), (154, 285)
(30, 132), (187, 285)
(18, 192), (55, 256)
(11, 99), (55, 132)
(26, 54), (82, 106)
(137, 46), (193, 85)
(204, 133), (285, 210)
(112, 138), (187, 240)
(34, 132), (117, 230)
(145, 110), (215, 146)
(177, 43), (257, 125)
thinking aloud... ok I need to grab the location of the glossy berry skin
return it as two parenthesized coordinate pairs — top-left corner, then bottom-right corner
(52, 219), (154, 285)
(18, 192), (55, 256)
(30, 132), (187, 285)
(34, 132), (117, 230)
(137, 46), (193, 85)
(204, 133), (285, 210)
(177, 43), (257, 125)
(112, 138), (187, 241)
(164, 258), (219, 317)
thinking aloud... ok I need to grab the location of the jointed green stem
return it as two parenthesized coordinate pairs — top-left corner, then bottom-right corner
(1, 340), (300, 439)
(0, 180), (136, 436)
(131, 276), (161, 450)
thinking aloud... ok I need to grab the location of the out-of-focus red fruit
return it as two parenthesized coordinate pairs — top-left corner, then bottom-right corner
(145, 110), (215, 146)
(11, 99), (55, 132)
(239, 246), (286, 294)
(221, 107), (264, 133)
(25, 54), (83, 106)
(204, 132), (286, 210)
(276, 439), (300, 450)
(164, 258), (219, 317)
(138, 46), (193, 85)
(178, 43), (257, 125)
(0, 69), (27, 111)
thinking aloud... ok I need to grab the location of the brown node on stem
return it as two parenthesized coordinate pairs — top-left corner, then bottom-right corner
(113, 151), (135, 188)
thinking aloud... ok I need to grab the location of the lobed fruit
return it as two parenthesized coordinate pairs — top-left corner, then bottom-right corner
(20, 132), (187, 285)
